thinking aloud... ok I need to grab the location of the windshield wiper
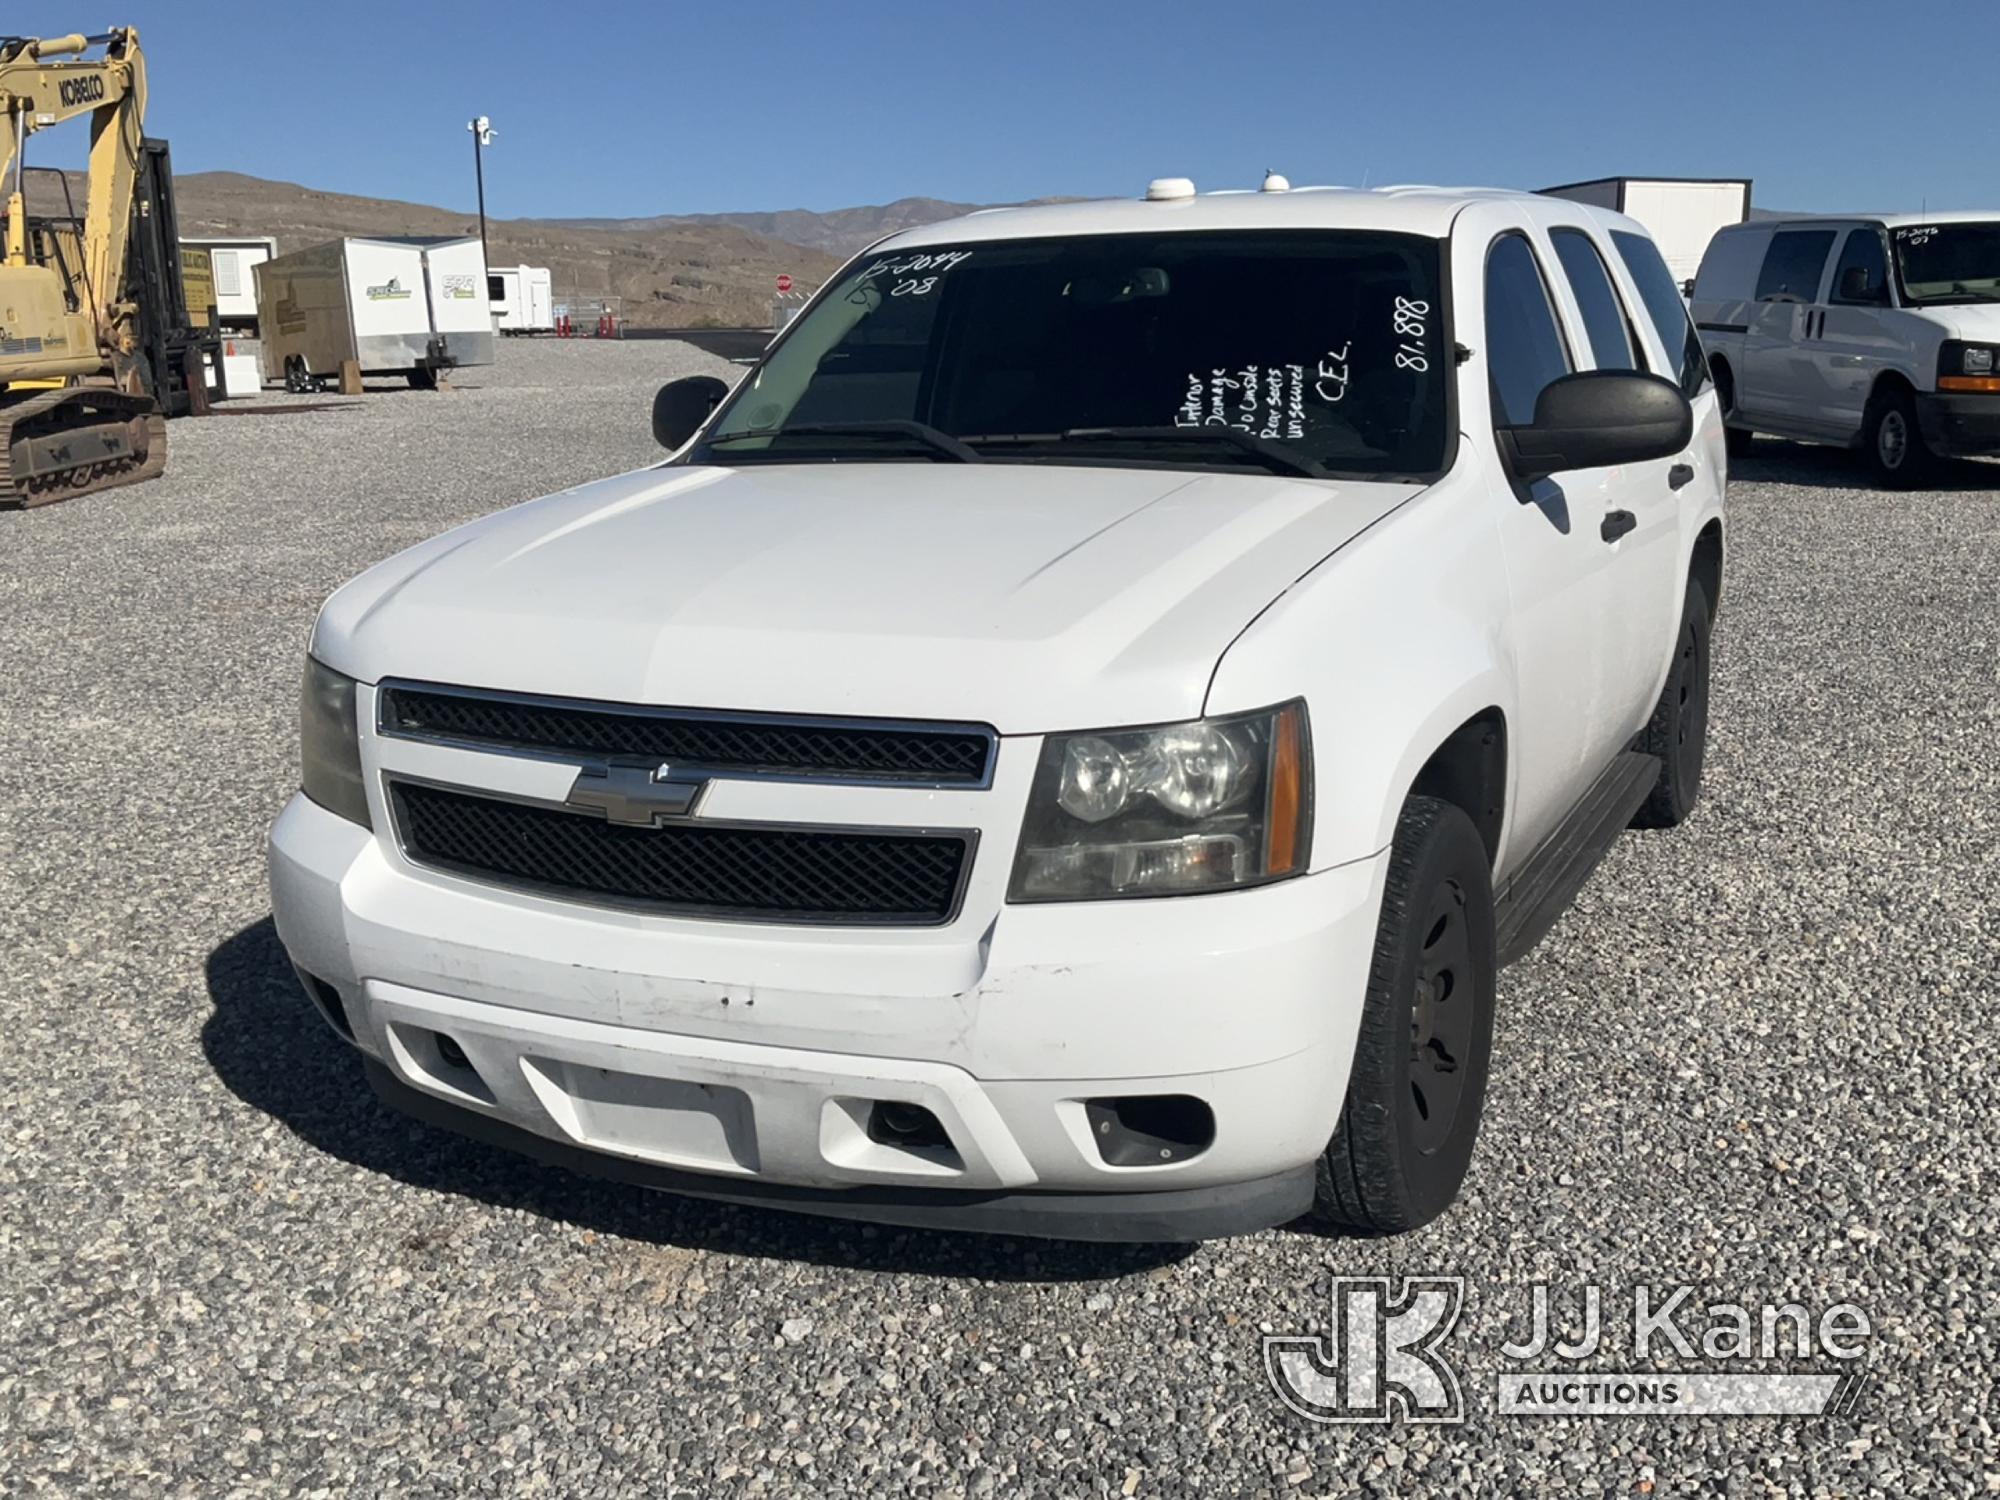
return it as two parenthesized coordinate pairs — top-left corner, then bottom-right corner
(706, 421), (981, 463)
(963, 425), (1328, 480)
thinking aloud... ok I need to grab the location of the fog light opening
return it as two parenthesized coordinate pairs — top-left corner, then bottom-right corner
(1084, 1095), (1216, 1167)
(866, 1100), (951, 1152)
(434, 1031), (473, 1071)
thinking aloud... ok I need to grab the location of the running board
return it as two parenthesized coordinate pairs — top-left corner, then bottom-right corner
(1493, 750), (1660, 967)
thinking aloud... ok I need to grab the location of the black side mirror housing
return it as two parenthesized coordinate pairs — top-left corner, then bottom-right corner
(653, 375), (730, 450)
(1499, 370), (1693, 483)
(1838, 265), (1886, 303)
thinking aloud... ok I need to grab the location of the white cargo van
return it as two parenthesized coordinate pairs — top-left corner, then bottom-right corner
(1692, 214), (2000, 485)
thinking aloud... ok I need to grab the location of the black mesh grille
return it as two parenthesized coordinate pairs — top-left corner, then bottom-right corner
(393, 782), (972, 926)
(381, 684), (993, 785)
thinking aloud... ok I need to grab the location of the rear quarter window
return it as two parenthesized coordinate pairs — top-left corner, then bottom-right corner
(1610, 229), (1710, 398)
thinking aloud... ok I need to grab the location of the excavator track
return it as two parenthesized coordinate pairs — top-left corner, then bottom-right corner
(0, 385), (167, 509)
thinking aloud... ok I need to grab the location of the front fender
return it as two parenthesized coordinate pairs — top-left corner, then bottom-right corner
(1202, 479), (1516, 872)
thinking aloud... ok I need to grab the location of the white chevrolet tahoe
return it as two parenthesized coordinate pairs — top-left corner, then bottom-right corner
(270, 181), (1727, 1242)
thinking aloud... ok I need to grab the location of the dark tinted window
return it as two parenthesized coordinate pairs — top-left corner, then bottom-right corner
(1611, 230), (1710, 398)
(487, 275), (505, 301)
(1551, 228), (1640, 371)
(701, 231), (1450, 478)
(1754, 230), (1837, 302)
(1484, 234), (1572, 427)
(1890, 222), (2000, 305)
(1830, 229), (1890, 304)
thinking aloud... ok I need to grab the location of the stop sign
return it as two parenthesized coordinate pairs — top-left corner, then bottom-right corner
(776, 274), (794, 294)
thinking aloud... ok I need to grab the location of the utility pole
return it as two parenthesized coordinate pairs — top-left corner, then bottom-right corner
(468, 116), (495, 265)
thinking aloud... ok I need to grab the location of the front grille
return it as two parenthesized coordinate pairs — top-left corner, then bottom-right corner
(379, 682), (995, 786)
(392, 782), (974, 926)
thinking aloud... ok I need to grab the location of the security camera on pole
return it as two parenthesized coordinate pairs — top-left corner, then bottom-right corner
(468, 116), (496, 269)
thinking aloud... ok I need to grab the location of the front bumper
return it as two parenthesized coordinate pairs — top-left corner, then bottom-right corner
(269, 793), (1387, 1241)
(1915, 389), (2000, 457)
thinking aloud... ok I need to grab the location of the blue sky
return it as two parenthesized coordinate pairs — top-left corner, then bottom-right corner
(11, 1), (1995, 220)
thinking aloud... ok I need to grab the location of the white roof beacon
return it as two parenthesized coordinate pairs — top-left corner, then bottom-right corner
(1260, 171), (1291, 193)
(1145, 177), (1197, 202)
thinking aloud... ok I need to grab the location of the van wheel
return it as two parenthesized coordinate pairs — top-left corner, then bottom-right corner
(1313, 796), (1495, 1234)
(1864, 385), (1934, 488)
(1631, 579), (1711, 829)
(1712, 362), (1754, 459)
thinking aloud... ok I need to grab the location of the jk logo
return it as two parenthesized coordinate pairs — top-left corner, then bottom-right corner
(1264, 1276), (1465, 1424)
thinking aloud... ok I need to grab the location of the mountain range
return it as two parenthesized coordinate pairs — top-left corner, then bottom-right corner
(23, 166), (1062, 327)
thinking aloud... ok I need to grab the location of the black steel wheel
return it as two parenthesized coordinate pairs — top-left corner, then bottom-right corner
(1313, 796), (1496, 1234)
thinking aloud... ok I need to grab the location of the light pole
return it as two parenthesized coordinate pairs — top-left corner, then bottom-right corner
(468, 116), (495, 266)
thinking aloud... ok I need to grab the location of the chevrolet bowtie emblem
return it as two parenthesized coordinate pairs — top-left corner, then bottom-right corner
(564, 761), (706, 826)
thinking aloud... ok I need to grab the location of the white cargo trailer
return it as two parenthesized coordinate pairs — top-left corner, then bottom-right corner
(488, 265), (554, 334)
(254, 235), (494, 390)
(1539, 177), (1751, 289)
(179, 235), (278, 329)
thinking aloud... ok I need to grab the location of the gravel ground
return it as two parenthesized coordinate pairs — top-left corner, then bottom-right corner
(2, 341), (1996, 1496)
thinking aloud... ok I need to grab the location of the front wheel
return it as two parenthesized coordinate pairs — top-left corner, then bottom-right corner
(1313, 797), (1496, 1234)
(1864, 384), (1935, 488)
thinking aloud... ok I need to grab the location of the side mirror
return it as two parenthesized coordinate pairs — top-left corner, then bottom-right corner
(1499, 370), (1693, 483)
(1838, 265), (1885, 303)
(652, 375), (730, 450)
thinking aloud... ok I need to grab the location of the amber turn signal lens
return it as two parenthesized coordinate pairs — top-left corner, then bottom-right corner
(1266, 703), (1307, 875)
(1938, 375), (2000, 393)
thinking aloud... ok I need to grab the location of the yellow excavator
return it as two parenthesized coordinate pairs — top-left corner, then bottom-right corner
(0, 27), (165, 507)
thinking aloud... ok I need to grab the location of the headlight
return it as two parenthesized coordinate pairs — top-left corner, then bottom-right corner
(1008, 701), (1310, 902)
(300, 658), (372, 829)
(1939, 341), (2000, 390)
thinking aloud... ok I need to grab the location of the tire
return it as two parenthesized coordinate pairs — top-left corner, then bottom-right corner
(1313, 796), (1496, 1234)
(1864, 383), (1934, 488)
(1631, 579), (1712, 829)
(1712, 361), (1754, 459)
(408, 365), (440, 392)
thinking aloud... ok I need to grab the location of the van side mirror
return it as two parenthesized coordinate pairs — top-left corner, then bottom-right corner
(1499, 371), (1693, 483)
(1838, 265), (1886, 303)
(652, 375), (730, 450)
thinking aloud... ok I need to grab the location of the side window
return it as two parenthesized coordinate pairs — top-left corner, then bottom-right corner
(1753, 230), (1837, 302)
(1610, 230), (1711, 398)
(1829, 229), (1891, 305)
(1484, 233), (1572, 428)
(1550, 228), (1640, 371)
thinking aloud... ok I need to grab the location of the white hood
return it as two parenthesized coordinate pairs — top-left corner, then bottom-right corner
(314, 462), (1418, 733)
(1930, 303), (2000, 343)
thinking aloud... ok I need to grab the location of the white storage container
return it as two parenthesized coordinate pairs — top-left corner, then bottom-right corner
(489, 265), (555, 334)
(1539, 177), (1752, 288)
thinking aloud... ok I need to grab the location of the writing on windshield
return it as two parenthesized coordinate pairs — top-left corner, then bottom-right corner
(1893, 223), (2000, 304)
(697, 229), (1449, 479)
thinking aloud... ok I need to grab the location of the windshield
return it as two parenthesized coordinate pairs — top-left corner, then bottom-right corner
(693, 230), (1449, 481)
(1892, 222), (2000, 305)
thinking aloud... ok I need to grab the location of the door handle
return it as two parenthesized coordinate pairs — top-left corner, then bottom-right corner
(1600, 509), (1637, 543)
(1668, 463), (1695, 491)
